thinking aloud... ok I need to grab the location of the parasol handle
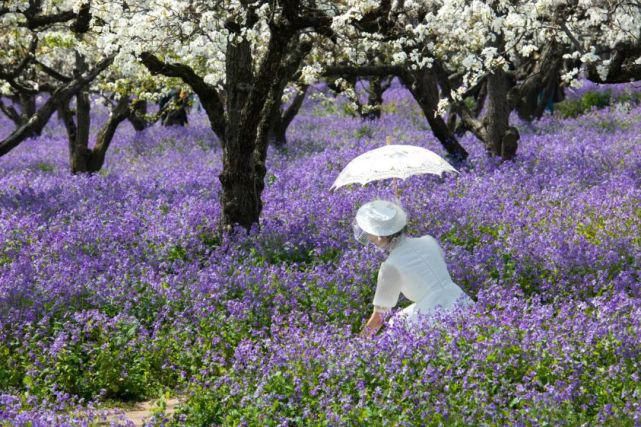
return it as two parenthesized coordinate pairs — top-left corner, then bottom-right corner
(393, 177), (400, 199)
(386, 135), (401, 200)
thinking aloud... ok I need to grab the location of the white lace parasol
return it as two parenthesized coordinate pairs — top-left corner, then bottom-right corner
(330, 144), (458, 190)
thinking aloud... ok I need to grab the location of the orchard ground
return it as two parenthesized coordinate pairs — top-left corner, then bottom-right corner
(1, 82), (641, 425)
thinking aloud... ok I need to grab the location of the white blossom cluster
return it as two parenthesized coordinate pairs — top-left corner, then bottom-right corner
(1, 0), (640, 111)
(326, 0), (640, 100)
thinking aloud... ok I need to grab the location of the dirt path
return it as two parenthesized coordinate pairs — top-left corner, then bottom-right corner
(104, 397), (182, 426)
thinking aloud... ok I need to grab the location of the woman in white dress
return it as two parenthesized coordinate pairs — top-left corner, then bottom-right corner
(352, 200), (473, 338)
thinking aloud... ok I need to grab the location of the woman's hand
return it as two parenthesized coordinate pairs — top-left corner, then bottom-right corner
(359, 311), (385, 338)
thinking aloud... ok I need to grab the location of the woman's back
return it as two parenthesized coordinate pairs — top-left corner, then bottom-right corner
(386, 235), (455, 302)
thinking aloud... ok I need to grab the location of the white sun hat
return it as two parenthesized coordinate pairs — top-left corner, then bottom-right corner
(355, 200), (408, 238)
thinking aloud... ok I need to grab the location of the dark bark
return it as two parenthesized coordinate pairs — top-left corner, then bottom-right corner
(59, 94), (130, 173)
(446, 106), (458, 135)
(433, 61), (519, 161)
(485, 70), (518, 160)
(18, 93), (36, 121)
(269, 85), (308, 146)
(350, 76), (392, 120)
(0, 98), (21, 124)
(473, 81), (487, 118)
(70, 81), (92, 172)
(70, 2), (92, 34)
(0, 38), (37, 81)
(364, 78), (383, 119)
(219, 37), (258, 229)
(22, 0), (90, 31)
(266, 40), (312, 146)
(140, 52), (226, 140)
(363, 76), (392, 120)
(325, 64), (468, 164)
(0, 95), (62, 156)
(35, 59), (73, 83)
(128, 99), (149, 131)
(88, 96), (131, 171)
(400, 71), (469, 165)
(26, 10), (76, 29)
(586, 44), (641, 84)
(220, 29), (295, 230)
(140, 4), (332, 230)
(446, 78), (486, 136)
(282, 86), (307, 127)
(57, 101), (78, 163)
(66, 54), (91, 172)
(332, 75), (389, 120)
(144, 33), (308, 229)
(511, 44), (564, 121)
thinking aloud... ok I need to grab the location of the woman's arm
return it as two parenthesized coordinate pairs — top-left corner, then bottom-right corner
(362, 261), (400, 338)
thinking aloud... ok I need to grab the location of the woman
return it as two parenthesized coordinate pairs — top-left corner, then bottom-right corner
(352, 199), (473, 338)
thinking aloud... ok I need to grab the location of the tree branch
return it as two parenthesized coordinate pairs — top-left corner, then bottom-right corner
(140, 52), (226, 138)
(586, 44), (641, 83)
(431, 60), (487, 142)
(0, 37), (37, 81)
(88, 95), (131, 170)
(0, 54), (115, 156)
(323, 65), (407, 78)
(26, 10), (77, 29)
(70, 2), (92, 33)
(35, 59), (72, 82)
(0, 98), (21, 124)
(282, 84), (308, 127)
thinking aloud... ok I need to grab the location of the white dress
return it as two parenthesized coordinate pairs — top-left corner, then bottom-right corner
(373, 234), (473, 325)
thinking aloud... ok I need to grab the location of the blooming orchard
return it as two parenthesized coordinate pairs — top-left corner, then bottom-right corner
(1, 81), (641, 424)
(2, 0), (641, 226)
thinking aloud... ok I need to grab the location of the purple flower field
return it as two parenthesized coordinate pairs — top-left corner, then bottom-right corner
(1, 83), (641, 425)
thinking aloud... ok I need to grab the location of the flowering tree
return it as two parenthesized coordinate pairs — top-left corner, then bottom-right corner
(314, 3), (471, 164)
(0, 1), (116, 162)
(314, 0), (568, 161)
(413, 0), (641, 157)
(320, 0), (634, 161)
(105, 0), (341, 229)
(539, 0), (641, 84)
(4, 0), (639, 224)
(385, 0), (541, 160)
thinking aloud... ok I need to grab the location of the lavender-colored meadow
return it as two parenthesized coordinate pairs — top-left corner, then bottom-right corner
(1, 82), (641, 425)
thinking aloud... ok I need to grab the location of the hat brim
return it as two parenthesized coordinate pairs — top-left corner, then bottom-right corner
(356, 203), (407, 237)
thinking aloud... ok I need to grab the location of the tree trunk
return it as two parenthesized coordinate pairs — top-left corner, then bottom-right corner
(400, 71), (469, 165)
(473, 81), (487, 118)
(57, 101), (78, 165)
(18, 94), (36, 122)
(512, 44), (564, 122)
(361, 77), (386, 120)
(446, 80), (485, 137)
(268, 104), (288, 147)
(432, 60), (518, 162)
(69, 86), (91, 173)
(87, 96), (131, 171)
(485, 70), (518, 160)
(140, 25), (304, 230)
(219, 37), (262, 230)
(219, 28), (300, 229)
(59, 94), (130, 173)
(5, 94), (41, 136)
(0, 98), (22, 125)
(269, 85), (308, 147)
(128, 99), (149, 131)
